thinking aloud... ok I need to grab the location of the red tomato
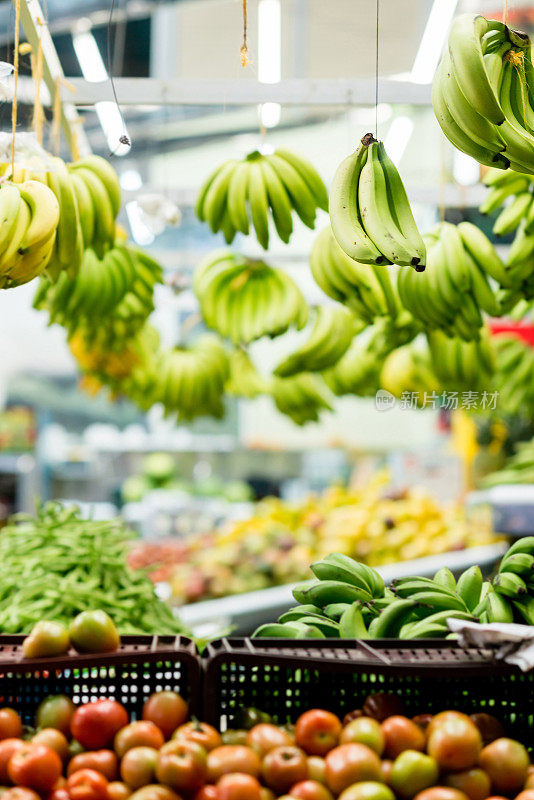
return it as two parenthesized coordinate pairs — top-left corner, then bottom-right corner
(324, 743), (382, 795)
(107, 783), (131, 800)
(71, 701), (129, 750)
(217, 773), (262, 800)
(0, 710), (22, 741)
(262, 746), (309, 794)
(0, 738), (25, 783)
(155, 740), (207, 793)
(479, 738), (530, 795)
(381, 717), (426, 759)
(48, 789), (71, 800)
(8, 743), (62, 794)
(115, 723), (164, 758)
(1, 789), (42, 800)
(247, 725), (293, 758)
(207, 746), (261, 783)
(289, 779), (334, 800)
(427, 717), (482, 771)
(470, 715), (506, 746)
(362, 694), (404, 722)
(68, 751), (119, 781)
(67, 769), (109, 800)
(445, 769), (491, 800)
(120, 747), (158, 789)
(32, 729), (69, 762)
(194, 787), (218, 800)
(413, 789), (469, 800)
(173, 722), (222, 752)
(295, 711), (341, 757)
(142, 694), (188, 740)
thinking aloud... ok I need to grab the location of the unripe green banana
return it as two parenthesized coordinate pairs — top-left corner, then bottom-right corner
(493, 571), (528, 599)
(339, 603), (368, 638)
(368, 598), (418, 638)
(434, 567), (457, 591)
(456, 566), (483, 611)
(486, 592), (514, 623)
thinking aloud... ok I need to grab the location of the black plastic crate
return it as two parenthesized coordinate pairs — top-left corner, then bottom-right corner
(0, 635), (201, 723)
(203, 638), (534, 747)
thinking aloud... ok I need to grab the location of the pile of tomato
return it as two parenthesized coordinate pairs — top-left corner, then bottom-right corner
(0, 691), (530, 800)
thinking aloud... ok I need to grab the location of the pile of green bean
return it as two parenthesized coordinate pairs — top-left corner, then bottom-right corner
(0, 502), (187, 635)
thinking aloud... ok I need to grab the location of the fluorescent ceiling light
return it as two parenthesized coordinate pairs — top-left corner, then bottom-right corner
(410, 0), (459, 84)
(126, 200), (155, 246)
(384, 116), (414, 166)
(259, 102), (281, 129)
(73, 25), (130, 156)
(72, 30), (108, 83)
(95, 102), (131, 156)
(258, 0), (281, 84)
(120, 169), (143, 191)
(453, 150), (480, 186)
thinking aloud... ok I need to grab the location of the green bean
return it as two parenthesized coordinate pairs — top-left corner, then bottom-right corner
(0, 502), (188, 636)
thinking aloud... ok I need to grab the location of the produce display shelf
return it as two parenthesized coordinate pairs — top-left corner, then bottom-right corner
(0, 635), (200, 722)
(178, 543), (508, 637)
(468, 486), (534, 538)
(202, 638), (534, 748)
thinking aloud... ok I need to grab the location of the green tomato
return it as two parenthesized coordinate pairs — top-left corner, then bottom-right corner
(22, 621), (70, 659)
(340, 717), (386, 755)
(69, 610), (120, 653)
(390, 751), (439, 799)
(339, 782), (395, 800)
(36, 695), (76, 737)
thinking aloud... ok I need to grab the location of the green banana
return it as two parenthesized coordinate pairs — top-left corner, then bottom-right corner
(339, 603), (368, 638)
(456, 566), (483, 612)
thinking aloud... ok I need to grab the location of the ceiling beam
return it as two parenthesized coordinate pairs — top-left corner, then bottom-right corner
(66, 77), (432, 107)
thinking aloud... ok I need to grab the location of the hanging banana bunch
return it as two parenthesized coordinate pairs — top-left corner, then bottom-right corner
(34, 243), (163, 347)
(479, 168), (534, 296)
(0, 179), (59, 289)
(226, 349), (272, 398)
(151, 336), (230, 421)
(322, 334), (383, 398)
(195, 149), (328, 248)
(271, 373), (333, 426)
(432, 14), (534, 173)
(380, 342), (441, 406)
(310, 226), (404, 323)
(329, 134), (426, 269)
(426, 329), (496, 393)
(193, 250), (308, 344)
(68, 156), (122, 258)
(492, 334), (534, 415)
(322, 317), (418, 398)
(71, 323), (160, 397)
(273, 305), (360, 377)
(1, 154), (121, 279)
(397, 222), (502, 340)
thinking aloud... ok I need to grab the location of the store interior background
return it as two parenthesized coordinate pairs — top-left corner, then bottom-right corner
(0, 0), (525, 525)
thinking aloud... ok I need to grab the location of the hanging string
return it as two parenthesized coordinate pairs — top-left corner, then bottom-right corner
(375, 0), (379, 139)
(11, 0), (21, 174)
(31, 38), (45, 145)
(51, 77), (61, 155)
(503, 0), (508, 26)
(106, 0), (131, 154)
(240, 0), (250, 67)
